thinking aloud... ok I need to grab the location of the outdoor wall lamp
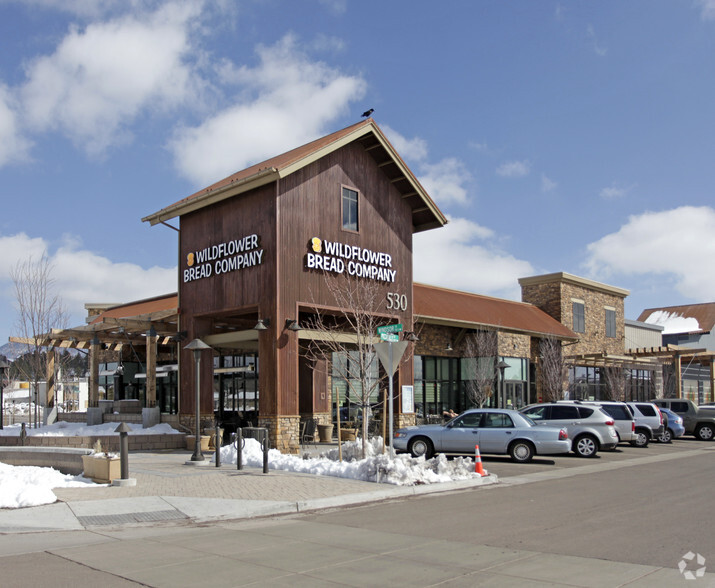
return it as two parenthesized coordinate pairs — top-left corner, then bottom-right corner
(285, 319), (300, 331)
(404, 331), (419, 342)
(254, 318), (270, 331)
(445, 342), (453, 351)
(145, 325), (157, 338)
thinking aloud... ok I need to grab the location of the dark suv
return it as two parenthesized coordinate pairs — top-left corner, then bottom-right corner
(652, 399), (715, 441)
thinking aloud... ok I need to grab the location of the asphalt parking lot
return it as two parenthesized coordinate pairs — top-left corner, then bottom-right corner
(475, 435), (710, 479)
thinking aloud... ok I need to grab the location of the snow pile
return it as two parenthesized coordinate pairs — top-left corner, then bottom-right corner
(0, 421), (181, 437)
(217, 437), (485, 486)
(645, 310), (700, 334)
(0, 462), (95, 509)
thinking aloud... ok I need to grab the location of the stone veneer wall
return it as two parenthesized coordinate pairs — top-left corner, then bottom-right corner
(0, 433), (186, 451)
(259, 414), (301, 454)
(498, 332), (531, 359)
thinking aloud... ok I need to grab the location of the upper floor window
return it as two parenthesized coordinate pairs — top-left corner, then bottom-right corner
(572, 301), (585, 333)
(605, 308), (616, 338)
(341, 186), (359, 232)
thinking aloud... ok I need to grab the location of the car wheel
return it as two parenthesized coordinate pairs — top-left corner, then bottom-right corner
(696, 424), (714, 441)
(630, 430), (649, 448)
(408, 436), (434, 459)
(509, 440), (534, 463)
(657, 428), (673, 443)
(573, 435), (598, 458)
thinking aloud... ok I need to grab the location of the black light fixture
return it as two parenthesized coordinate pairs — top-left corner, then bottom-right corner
(285, 319), (300, 331)
(445, 342), (453, 351)
(145, 325), (157, 338)
(254, 318), (269, 331)
(404, 331), (419, 342)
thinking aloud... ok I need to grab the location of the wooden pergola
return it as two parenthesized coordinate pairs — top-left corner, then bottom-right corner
(9, 296), (180, 411)
(567, 344), (715, 401)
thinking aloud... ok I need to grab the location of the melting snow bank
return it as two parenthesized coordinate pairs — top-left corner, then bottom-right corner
(217, 437), (486, 486)
(0, 462), (95, 509)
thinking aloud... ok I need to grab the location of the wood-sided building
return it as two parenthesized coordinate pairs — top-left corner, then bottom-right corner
(142, 119), (447, 450)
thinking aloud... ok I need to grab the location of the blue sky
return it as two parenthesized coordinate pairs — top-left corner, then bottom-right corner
(0, 0), (714, 345)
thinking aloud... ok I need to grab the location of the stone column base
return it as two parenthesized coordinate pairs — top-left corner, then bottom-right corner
(259, 415), (301, 454)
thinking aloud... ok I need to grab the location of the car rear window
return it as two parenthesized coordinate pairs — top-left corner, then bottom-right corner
(600, 405), (631, 419)
(635, 404), (657, 417)
(577, 407), (594, 418)
(668, 402), (687, 413)
(551, 405), (579, 419)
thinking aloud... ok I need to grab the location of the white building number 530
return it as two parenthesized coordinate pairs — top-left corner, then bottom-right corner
(386, 292), (407, 311)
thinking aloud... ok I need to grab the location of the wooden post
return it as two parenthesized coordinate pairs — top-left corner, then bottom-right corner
(90, 337), (100, 407)
(146, 331), (157, 408)
(46, 349), (55, 408)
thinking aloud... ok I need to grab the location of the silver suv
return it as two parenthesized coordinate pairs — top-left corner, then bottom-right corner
(625, 402), (664, 447)
(521, 403), (619, 457)
(583, 401), (638, 446)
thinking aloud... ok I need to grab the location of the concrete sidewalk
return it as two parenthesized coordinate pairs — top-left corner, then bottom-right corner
(0, 447), (497, 533)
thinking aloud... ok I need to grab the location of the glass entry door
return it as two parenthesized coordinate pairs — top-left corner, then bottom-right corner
(505, 381), (525, 410)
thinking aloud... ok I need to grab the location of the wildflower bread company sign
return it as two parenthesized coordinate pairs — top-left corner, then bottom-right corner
(184, 234), (264, 283)
(305, 237), (397, 283)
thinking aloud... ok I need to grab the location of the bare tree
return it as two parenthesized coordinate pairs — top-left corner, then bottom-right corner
(304, 273), (396, 458)
(539, 336), (566, 402)
(601, 365), (629, 401)
(11, 253), (68, 427)
(463, 330), (497, 407)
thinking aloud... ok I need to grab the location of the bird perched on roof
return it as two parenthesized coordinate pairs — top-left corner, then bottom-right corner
(361, 108), (374, 118)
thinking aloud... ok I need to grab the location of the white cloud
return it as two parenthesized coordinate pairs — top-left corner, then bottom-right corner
(586, 24), (607, 57)
(541, 174), (557, 193)
(496, 160), (530, 178)
(382, 125), (428, 163)
(0, 233), (176, 333)
(584, 206), (715, 302)
(418, 158), (472, 206)
(20, 2), (203, 157)
(169, 35), (366, 185)
(599, 182), (634, 199)
(413, 216), (534, 298)
(0, 84), (31, 166)
(696, 0), (715, 20)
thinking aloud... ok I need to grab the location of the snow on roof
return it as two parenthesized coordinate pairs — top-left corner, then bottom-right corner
(644, 310), (701, 334)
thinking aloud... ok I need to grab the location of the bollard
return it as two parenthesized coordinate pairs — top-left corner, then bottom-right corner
(215, 422), (221, 468)
(20, 422), (27, 446)
(236, 428), (243, 470)
(261, 429), (269, 474)
(116, 422), (132, 480)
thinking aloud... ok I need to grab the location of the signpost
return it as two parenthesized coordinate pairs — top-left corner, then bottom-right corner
(374, 324), (406, 457)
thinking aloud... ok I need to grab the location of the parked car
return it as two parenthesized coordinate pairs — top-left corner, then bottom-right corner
(652, 398), (715, 441)
(393, 408), (571, 463)
(520, 403), (618, 457)
(656, 408), (685, 443)
(625, 402), (664, 447)
(580, 401), (638, 446)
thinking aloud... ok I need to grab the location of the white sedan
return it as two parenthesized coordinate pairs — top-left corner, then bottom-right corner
(393, 408), (571, 463)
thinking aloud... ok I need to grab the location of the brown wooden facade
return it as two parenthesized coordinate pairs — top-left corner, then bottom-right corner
(145, 119), (447, 450)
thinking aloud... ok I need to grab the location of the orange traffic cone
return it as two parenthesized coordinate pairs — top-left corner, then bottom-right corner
(474, 444), (484, 476)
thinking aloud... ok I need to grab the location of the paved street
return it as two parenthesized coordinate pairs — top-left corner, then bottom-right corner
(0, 440), (713, 586)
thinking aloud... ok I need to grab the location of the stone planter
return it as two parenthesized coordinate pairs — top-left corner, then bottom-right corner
(317, 424), (334, 443)
(82, 454), (120, 484)
(339, 428), (357, 442)
(185, 435), (211, 452)
(203, 427), (224, 450)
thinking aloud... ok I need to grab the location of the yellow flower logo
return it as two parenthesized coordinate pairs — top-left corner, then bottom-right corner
(187, 252), (195, 267)
(311, 237), (322, 253)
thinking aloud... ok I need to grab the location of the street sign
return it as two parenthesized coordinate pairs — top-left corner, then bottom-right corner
(380, 332), (399, 342)
(377, 323), (403, 335)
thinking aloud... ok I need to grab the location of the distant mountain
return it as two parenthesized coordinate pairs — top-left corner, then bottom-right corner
(0, 342), (26, 361)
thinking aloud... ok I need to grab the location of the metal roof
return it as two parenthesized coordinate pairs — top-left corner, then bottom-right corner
(414, 283), (578, 340)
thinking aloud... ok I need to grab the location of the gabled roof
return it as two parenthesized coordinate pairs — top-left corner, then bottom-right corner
(142, 119), (447, 233)
(414, 283), (578, 340)
(637, 302), (715, 335)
